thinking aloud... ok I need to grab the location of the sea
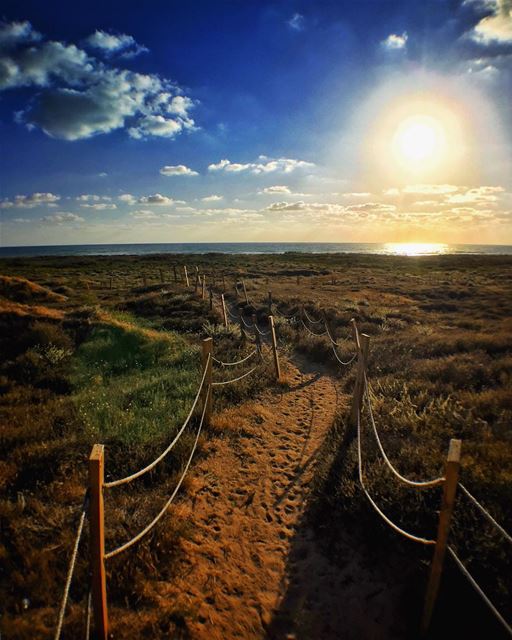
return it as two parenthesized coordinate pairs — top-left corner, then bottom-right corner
(0, 242), (511, 258)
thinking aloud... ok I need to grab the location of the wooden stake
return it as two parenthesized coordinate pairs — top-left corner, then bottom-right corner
(184, 265), (189, 287)
(201, 275), (206, 300)
(201, 338), (213, 426)
(269, 315), (281, 381)
(89, 445), (108, 640)
(194, 269), (200, 294)
(421, 439), (462, 636)
(221, 294), (228, 328)
(242, 279), (249, 304)
(349, 331), (370, 431)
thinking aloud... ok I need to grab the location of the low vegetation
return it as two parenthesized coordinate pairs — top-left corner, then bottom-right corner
(0, 252), (510, 637)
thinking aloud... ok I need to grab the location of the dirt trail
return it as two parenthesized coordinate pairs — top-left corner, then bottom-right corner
(161, 358), (407, 639)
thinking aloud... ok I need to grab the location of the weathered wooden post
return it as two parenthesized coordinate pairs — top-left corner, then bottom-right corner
(201, 338), (213, 426)
(173, 265), (178, 283)
(349, 331), (370, 431)
(420, 439), (462, 636)
(221, 294), (228, 328)
(89, 445), (108, 640)
(269, 315), (281, 381)
(184, 265), (190, 287)
(242, 279), (249, 304)
(268, 291), (273, 315)
(201, 275), (206, 300)
(253, 314), (262, 358)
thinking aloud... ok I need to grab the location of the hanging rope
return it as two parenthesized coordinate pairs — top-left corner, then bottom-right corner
(357, 410), (436, 545)
(104, 356), (210, 489)
(212, 350), (257, 367)
(211, 366), (258, 386)
(54, 493), (89, 640)
(458, 483), (512, 544)
(362, 376), (445, 488)
(105, 394), (209, 559)
(330, 343), (358, 366)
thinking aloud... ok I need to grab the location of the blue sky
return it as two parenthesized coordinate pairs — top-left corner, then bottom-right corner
(1, 0), (511, 246)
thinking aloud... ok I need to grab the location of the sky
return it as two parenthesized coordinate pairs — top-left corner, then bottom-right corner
(0, 0), (511, 246)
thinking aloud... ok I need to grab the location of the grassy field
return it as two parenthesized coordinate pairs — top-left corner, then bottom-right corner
(0, 252), (511, 637)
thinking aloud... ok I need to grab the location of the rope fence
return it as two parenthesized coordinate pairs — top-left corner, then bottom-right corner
(51, 269), (511, 638)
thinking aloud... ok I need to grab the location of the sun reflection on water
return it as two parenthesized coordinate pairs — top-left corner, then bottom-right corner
(384, 242), (449, 256)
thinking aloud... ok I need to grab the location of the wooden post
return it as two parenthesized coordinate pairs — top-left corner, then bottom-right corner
(253, 314), (262, 358)
(242, 279), (249, 304)
(269, 315), (281, 381)
(349, 332), (370, 430)
(268, 291), (272, 315)
(201, 338), (213, 426)
(194, 269), (200, 294)
(221, 294), (228, 328)
(89, 445), (108, 640)
(184, 265), (189, 287)
(209, 286), (213, 310)
(421, 439), (462, 636)
(201, 275), (206, 300)
(173, 265), (178, 283)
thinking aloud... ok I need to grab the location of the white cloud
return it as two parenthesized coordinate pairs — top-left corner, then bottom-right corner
(41, 212), (84, 224)
(138, 193), (175, 205)
(0, 22), (196, 141)
(470, 0), (512, 43)
(85, 30), (148, 58)
(0, 192), (60, 208)
(382, 32), (408, 50)
(261, 185), (292, 194)
(287, 14), (305, 32)
(208, 156), (315, 175)
(342, 192), (372, 197)
(80, 202), (117, 210)
(266, 201), (306, 211)
(201, 194), (223, 202)
(0, 20), (41, 48)
(160, 164), (198, 176)
(76, 194), (112, 201)
(446, 186), (504, 204)
(118, 193), (137, 205)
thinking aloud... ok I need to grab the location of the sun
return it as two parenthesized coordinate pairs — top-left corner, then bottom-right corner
(392, 115), (446, 165)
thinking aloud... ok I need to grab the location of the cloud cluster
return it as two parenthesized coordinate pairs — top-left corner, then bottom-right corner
(469, 0), (512, 43)
(41, 212), (84, 224)
(0, 20), (195, 141)
(85, 30), (148, 58)
(208, 156), (315, 174)
(160, 164), (198, 176)
(0, 192), (60, 208)
(382, 32), (408, 50)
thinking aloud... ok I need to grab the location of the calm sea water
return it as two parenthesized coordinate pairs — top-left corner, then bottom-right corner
(0, 242), (511, 258)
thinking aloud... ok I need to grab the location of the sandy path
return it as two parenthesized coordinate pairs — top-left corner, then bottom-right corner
(161, 358), (407, 639)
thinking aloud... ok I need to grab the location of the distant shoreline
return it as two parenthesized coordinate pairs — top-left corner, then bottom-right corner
(1, 242), (512, 258)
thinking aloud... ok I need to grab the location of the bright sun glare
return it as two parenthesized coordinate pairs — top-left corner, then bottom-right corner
(392, 115), (446, 164)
